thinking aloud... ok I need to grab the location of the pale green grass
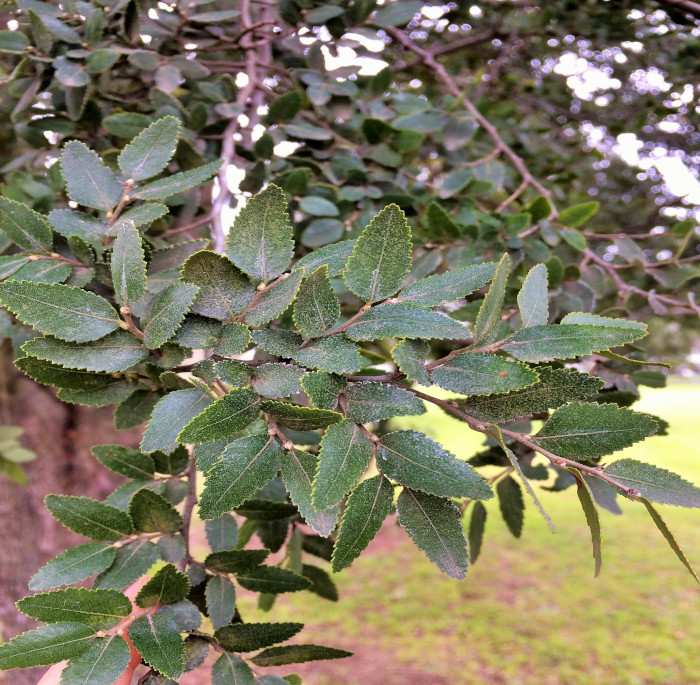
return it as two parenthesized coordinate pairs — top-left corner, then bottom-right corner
(240, 386), (700, 685)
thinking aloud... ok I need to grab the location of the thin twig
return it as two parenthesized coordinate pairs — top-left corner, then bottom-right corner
(180, 457), (198, 570)
(386, 26), (556, 214)
(391, 381), (641, 497)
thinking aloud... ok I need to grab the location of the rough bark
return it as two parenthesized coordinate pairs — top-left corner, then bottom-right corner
(0, 364), (140, 685)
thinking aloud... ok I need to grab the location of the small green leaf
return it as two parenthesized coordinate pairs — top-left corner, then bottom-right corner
(141, 389), (214, 454)
(211, 654), (255, 685)
(345, 303), (467, 341)
(215, 360), (252, 388)
(236, 566), (311, 594)
(559, 201), (599, 228)
(181, 250), (255, 320)
(0, 30), (30, 54)
(377, 431), (493, 500)
(295, 239), (356, 277)
(199, 436), (283, 518)
(292, 336), (362, 374)
(142, 283), (198, 349)
(216, 322), (252, 356)
(397, 488), (468, 580)
(61, 141), (123, 212)
(91, 444), (155, 480)
(226, 185), (293, 282)
(301, 372), (346, 410)
(282, 449), (338, 537)
(496, 475), (524, 538)
(250, 644), (352, 667)
(178, 389), (260, 444)
(293, 265), (340, 338)
(534, 404), (659, 460)
(15, 356), (116, 391)
(302, 563), (338, 602)
(128, 613), (185, 680)
(344, 204), (412, 303)
(0, 196), (52, 252)
(129, 488), (183, 534)
(604, 459), (700, 508)
(430, 353), (539, 396)
(262, 401), (343, 431)
(396, 262), (497, 306)
(45, 495), (133, 541)
(313, 420), (373, 511)
(640, 498), (698, 583)
(29, 543), (116, 591)
(22, 331), (148, 373)
(0, 622), (95, 670)
(252, 363), (305, 399)
(205, 514), (239, 552)
(58, 635), (131, 685)
(205, 549), (269, 573)
(93, 540), (159, 590)
(48, 209), (108, 247)
(244, 269), (304, 327)
(0, 281), (119, 342)
(252, 328), (303, 358)
(114, 391), (161, 431)
(206, 576), (236, 630)
(392, 339), (430, 385)
(136, 564), (190, 607)
(118, 116), (181, 181)
(468, 502), (487, 564)
(501, 324), (646, 362)
(111, 224), (146, 306)
(17, 588), (131, 630)
(488, 426), (556, 533)
(332, 475), (394, 572)
(135, 160), (223, 199)
(559, 312), (647, 330)
(559, 228), (587, 251)
(473, 253), (510, 346)
(572, 473), (602, 577)
(517, 264), (549, 327)
(461, 367), (603, 423)
(215, 622), (303, 652)
(344, 382), (425, 422)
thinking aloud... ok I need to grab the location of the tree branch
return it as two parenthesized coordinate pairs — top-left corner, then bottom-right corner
(386, 26), (556, 213)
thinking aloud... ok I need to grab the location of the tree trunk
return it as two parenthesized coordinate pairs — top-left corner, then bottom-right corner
(0, 366), (140, 685)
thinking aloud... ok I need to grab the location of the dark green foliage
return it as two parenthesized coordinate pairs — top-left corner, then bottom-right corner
(534, 404), (659, 460)
(332, 476), (394, 572)
(16, 588), (131, 630)
(45, 495), (133, 541)
(397, 489), (469, 580)
(377, 431), (493, 500)
(136, 564), (190, 607)
(215, 623), (303, 652)
(497, 476), (525, 538)
(0, 6), (698, 680)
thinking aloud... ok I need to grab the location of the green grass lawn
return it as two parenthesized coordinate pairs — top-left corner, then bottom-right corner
(240, 385), (700, 685)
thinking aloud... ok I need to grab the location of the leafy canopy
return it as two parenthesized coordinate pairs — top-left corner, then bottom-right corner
(0, 1), (699, 681)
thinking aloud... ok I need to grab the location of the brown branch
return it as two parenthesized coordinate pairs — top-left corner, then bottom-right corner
(584, 248), (695, 312)
(655, 0), (700, 20)
(118, 306), (145, 340)
(179, 457), (198, 571)
(391, 381), (641, 498)
(386, 26), (556, 214)
(298, 304), (371, 350)
(235, 271), (290, 323)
